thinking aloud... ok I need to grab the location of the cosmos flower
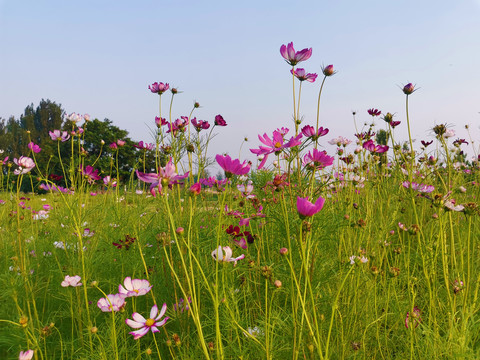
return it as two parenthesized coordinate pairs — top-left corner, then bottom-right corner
(296, 196), (326, 219)
(402, 181), (434, 193)
(280, 42), (312, 66)
(134, 141), (154, 151)
(119, 277), (152, 297)
(49, 130), (70, 142)
(211, 246), (245, 264)
(136, 158), (189, 196)
(290, 68), (317, 82)
(125, 304), (169, 339)
(302, 149), (334, 170)
(61, 275), (82, 287)
(301, 125), (329, 140)
(191, 118), (210, 131)
(19, 350), (34, 360)
(13, 156), (35, 175)
(405, 306), (421, 328)
(28, 142), (41, 153)
(149, 82), (169, 95)
(322, 64), (336, 76)
(367, 108), (381, 116)
(250, 129), (302, 169)
(362, 140), (389, 154)
(214, 115), (227, 127)
(97, 293), (127, 312)
(81, 165), (101, 183)
(216, 154), (251, 178)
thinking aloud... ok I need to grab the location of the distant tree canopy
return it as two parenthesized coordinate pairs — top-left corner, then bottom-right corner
(0, 99), (142, 187)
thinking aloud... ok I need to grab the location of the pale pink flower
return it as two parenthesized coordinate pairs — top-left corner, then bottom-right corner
(211, 246), (245, 264)
(126, 304), (169, 339)
(14, 156), (35, 175)
(119, 277), (152, 297)
(61, 275), (82, 287)
(19, 350), (34, 360)
(97, 293), (127, 312)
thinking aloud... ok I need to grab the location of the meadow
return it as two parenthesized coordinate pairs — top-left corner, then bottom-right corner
(1, 42), (480, 360)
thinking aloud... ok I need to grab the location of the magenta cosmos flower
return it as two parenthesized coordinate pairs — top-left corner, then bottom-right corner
(296, 196), (326, 219)
(136, 158), (189, 196)
(402, 181), (434, 193)
(81, 165), (101, 183)
(19, 350), (34, 360)
(97, 293), (127, 312)
(133, 141), (154, 151)
(250, 128), (302, 169)
(290, 68), (317, 82)
(367, 108), (381, 117)
(149, 82), (169, 95)
(13, 156), (35, 175)
(28, 142), (41, 153)
(119, 277), (152, 297)
(61, 275), (82, 287)
(191, 118), (210, 131)
(49, 130), (70, 142)
(301, 125), (329, 140)
(214, 114), (227, 126)
(302, 149), (334, 170)
(280, 42), (312, 66)
(126, 304), (169, 340)
(216, 154), (251, 178)
(405, 306), (421, 328)
(362, 140), (389, 154)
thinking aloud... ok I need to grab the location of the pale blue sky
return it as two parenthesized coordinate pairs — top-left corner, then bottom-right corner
(1, 0), (479, 164)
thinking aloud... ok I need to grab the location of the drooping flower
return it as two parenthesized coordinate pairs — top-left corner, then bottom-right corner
(250, 129), (302, 169)
(405, 306), (421, 328)
(290, 68), (317, 82)
(134, 141), (154, 151)
(49, 130), (70, 142)
(280, 42), (312, 66)
(302, 149), (334, 170)
(216, 154), (251, 178)
(214, 115), (227, 127)
(28, 142), (41, 153)
(13, 156), (35, 175)
(211, 246), (245, 264)
(97, 293), (127, 312)
(149, 82), (169, 95)
(119, 277), (152, 297)
(61, 275), (82, 287)
(296, 196), (326, 219)
(125, 304), (169, 339)
(19, 350), (34, 360)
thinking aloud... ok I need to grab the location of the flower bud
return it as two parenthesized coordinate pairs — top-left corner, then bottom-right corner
(274, 280), (282, 288)
(322, 64), (335, 76)
(279, 247), (288, 256)
(402, 83), (415, 95)
(90, 326), (98, 334)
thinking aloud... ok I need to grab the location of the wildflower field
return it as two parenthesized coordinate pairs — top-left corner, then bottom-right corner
(2, 42), (480, 360)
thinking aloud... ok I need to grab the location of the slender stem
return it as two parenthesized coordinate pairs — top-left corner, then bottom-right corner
(315, 76), (327, 149)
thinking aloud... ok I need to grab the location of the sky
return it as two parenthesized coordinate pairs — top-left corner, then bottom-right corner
(1, 0), (480, 170)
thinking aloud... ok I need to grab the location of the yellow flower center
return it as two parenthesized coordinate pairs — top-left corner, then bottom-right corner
(274, 142), (282, 148)
(134, 289), (139, 294)
(145, 318), (155, 327)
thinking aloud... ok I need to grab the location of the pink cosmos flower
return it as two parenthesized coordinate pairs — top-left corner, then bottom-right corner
(126, 304), (169, 339)
(405, 306), (421, 328)
(250, 129), (302, 169)
(155, 116), (168, 127)
(190, 182), (201, 195)
(296, 196), (326, 219)
(81, 165), (101, 183)
(149, 82), (169, 95)
(119, 277), (152, 297)
(362, 140), (389, 154)
(109, 142), (118, 150)
(191, 118), (210, 131)
(280, 42), (312, 66)
(211, 246), (245, 264)
(103, 175), (117, 187)
(402, 181), (434, 193)
(237, 181), (254, 198)
(66, 112), (82, 123)
(28, 142), (41, 153)
(167, 117), (189, 137)
(136, 158), (189, 196)
(302, 149), (334, 170)
(97, 293), (127, 312)
(61, 275), (82, 287)
(328, 136), (352, 147)
(367, 108), (381, 116)
(290, 68), (317, 82)
(117, 140), (126, 147)
(301, 125), (329, 140)
(216, 154), (251, 178)
(134, 141), (154, 151)
(214, 115), (227, 127)
(14, 156), (35, 175)
(19, 350), (34, 360)
(49, 130), (70, 142)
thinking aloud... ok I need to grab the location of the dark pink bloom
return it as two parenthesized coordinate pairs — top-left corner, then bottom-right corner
(405, 306), (421, 328)
(216, 154), (251, 178)
(28, 142), (41, 153)
(280, 42), (312, 66)
(214, 115), (227, 127)
(81, 165), (101, 183)
(155, 116), (168, 127)
(190, 182), (201, 195)
(390, 121), (401, 128)
(167, 117), (189, 137)
(302, 149), (334, 170)
(322, 64), (336, 76)
(290, 68), (317, 82)
(362, 140), (389, 154)
(191, 118), (210, 131)
(296, 196), (326, 219)
(367, 108), (381, 116)
(134, 141), (154, 151)
(403, 83), (415, 95)
(301, 125), (329, 140)
(149, 82), (169, 95)
(250, 129), (302, 169)
(109, 142), (118, 150)
(421, 140), (433, 148)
